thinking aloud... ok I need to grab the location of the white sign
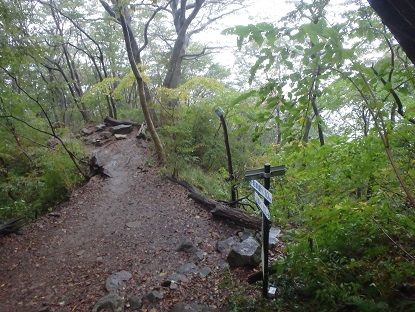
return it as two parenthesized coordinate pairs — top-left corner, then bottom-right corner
(250, 180), (272, 203)
(255, 192), (271, 220)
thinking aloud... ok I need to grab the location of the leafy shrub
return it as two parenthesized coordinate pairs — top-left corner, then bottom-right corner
(266, 132), (415, 311)
(0, 123), (86, 220)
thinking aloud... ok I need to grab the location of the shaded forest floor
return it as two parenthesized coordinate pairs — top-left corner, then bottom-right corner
(0, 129), (253, 312)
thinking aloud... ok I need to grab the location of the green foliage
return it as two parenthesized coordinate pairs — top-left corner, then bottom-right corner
(260, 130), (415, 311)
(1, 1), (415, 311)
(0, 118), (86, 220)
(273, 200), (415, 311)
(116, 107), (144, 122)
(159, 79), (270, 200)
(226, 295), (271, 312)
(172, 165), (230, 200)
(161, 102), (231, 175)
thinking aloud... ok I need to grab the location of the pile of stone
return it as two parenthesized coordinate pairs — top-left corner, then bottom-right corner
(80, 117), (139, 146)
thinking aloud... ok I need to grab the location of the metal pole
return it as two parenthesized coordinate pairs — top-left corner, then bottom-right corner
(262, 163), (271, 297)
(218, 114), (236, 206)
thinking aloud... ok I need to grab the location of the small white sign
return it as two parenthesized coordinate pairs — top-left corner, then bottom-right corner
(268, 286), (277, 298)
(250, 180), (272, 203)
(255, 192), (271, 220)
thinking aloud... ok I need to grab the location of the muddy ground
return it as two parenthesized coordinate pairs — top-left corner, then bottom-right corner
(0, 130), (257, 312)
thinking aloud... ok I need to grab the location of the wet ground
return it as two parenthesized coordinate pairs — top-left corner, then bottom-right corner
(0, 131), (241, 311)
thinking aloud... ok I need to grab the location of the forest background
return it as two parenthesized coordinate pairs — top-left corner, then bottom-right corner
(1, 0), (414, 310)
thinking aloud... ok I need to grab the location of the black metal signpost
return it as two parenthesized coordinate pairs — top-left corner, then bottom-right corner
(245, 164), (286, 298)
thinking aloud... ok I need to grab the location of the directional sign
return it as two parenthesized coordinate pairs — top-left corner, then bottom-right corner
(255, 192), (271, 220)
(244, 163), (286, 299)
(245, 165), (286, 181)
(250, 179), (272, 203)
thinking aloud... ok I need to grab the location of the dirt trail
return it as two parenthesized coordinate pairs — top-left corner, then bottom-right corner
(0, 131), (240, 312)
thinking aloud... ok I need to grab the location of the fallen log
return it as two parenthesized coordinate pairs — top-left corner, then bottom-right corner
(167, 176), (196, 193)
(168, 175), (263, 230)
(211, 205), (262, 230)
(189, 192), (217, 210)
(0, 218), (24, 236)
(104, 116), (138, 127)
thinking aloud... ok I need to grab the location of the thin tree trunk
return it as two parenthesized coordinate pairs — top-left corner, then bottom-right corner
(49, 2), (90, 122)
(163, 32), (189, 89)
(309, 65), (324, 146)
(311, 96), (325, 146)
(276, 106), (281, 144)
(302, 116), (312, 143)
(119, 11), (165, 163)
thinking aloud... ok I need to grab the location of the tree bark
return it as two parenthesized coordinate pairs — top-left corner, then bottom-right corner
(211, 206), (262, 230)
(163, 0), (205, 89)
(169, 176), (263, 230)
(302, 116), (312, 143)
(309, 64), (324, 146)
(118, 8), (165, 163)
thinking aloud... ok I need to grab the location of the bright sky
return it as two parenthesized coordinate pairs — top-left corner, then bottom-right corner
(194, 0), (295, 66)
(193, 0), (354, 67)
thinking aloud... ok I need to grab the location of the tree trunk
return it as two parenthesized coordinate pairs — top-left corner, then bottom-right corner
(119, 11), (165, 163)
(302, 116), (312, 143)
(311, 95), (325, 146)
(384, 143), (415, 207)
(49, 1), (90, 122)
(211, 206), (262, 230)
(163, 32), (189, 89)
(309, 64), (324, 146)
(275, 106), (281, 144)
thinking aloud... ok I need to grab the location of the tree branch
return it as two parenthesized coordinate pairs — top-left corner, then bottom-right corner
(138, 1), (172, 54)
(0, 66), (88, 178)
(188, 7), (242, 36)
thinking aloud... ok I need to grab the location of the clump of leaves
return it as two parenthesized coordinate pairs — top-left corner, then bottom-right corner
(0, 126), (86, 220)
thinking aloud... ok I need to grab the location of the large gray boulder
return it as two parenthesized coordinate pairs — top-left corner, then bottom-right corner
(127, 296), (142, 310)
(166, 272), (189, 284)
(176, 239), (196, 253)
(144, 290), (164, 303)
(176, 239), (205, 262)
(99, 131), (112, 140)
(81, 127), (95, 136)
(96, 124), (107, 131)
(227, 237), (261, 268)
(216, 236), (239, 256)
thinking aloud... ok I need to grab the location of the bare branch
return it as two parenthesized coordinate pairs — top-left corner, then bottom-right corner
(182, 46), (226, 60)
(138, 1), (172, 54)
(188, 7), (243, 36)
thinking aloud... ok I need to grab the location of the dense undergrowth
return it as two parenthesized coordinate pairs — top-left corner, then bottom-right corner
(0, 119), (86, 220)
(163, 100), (415, 311)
